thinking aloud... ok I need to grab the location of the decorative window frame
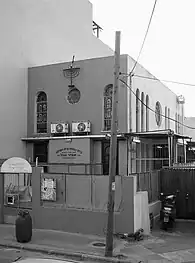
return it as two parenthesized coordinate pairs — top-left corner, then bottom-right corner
(141, 92), (145, 132)
(155, 101), (162, 127)
(103, 84), (113, 132)
(168, 108), (170, 129)
(35, 91), (48, 134)
(146, 95), (149, 131)
(165, 106), (168, 129)
(136, 89), (140, 132)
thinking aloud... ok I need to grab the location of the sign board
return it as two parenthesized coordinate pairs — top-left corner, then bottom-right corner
(41, 178), (56, 201)
(49, 138), (91, 163)
(1, 157), (32, 174)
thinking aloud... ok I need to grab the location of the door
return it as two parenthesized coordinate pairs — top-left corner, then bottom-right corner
(102, 141), (119, 175)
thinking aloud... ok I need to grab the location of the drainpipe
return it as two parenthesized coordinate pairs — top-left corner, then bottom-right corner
(170, 135), (173, 166)
(184, 144), (187, 163)
(175, 139), (178, 164)
(168, 136), (171, 167)
(127, 138), (129, 175)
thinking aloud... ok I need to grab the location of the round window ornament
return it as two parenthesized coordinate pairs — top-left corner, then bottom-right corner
(155, 101), (162, 126)
(67, 88), (81, 104)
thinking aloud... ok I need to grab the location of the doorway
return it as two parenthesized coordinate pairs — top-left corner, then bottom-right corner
(102, 140), (119, 175)
(33, 142), (48, 170)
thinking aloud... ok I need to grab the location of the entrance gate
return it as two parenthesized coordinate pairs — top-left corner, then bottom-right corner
(161, 168), (195, 219)
(0, 157), (32, 224)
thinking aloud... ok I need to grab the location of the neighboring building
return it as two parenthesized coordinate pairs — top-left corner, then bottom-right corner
(0, 0), (113, 160)
(23, 54), (188, 174)
(184, 117), (195, 163)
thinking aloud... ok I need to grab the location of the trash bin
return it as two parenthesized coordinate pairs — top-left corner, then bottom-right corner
(15, 210), (32, 243)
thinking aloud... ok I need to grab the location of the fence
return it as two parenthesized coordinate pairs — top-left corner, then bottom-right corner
(37, 172), (123, 212)
(136, 170), (160, 203)
(3, 172), (123, 212)
(40, 174), (123, 212)
(172, 162), (195, 169)
(4, 173), (32, 209)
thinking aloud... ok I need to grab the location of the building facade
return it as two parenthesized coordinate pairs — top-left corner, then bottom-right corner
(24, 55), (187, 174)
(0, 0), (113, 160)
(184, 117), (195, 163)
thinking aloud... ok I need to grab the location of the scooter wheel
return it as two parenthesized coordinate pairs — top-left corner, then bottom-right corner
(162, 222), (168, 231)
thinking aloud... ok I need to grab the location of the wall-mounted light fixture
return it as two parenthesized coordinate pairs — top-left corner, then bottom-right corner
(132, 137), (140, 143)
(65, 138), (72, 143)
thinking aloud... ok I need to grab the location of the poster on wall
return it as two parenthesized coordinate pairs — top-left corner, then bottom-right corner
(41, 178), (56, 201)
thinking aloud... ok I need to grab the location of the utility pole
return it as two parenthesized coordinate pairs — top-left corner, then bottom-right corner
(105, 31), (121, 258)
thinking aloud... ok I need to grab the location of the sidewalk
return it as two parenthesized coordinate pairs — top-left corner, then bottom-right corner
(0, 224), (169, 263)
(1, 223), (195, 263)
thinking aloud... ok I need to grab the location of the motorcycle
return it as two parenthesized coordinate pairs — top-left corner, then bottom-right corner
(160, 192), (176, 230)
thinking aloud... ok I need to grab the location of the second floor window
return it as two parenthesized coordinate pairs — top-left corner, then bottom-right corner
(37, 92), (47, 133)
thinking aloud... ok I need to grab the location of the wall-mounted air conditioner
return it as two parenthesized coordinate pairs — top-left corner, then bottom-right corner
(72, 121), (91, 133)
(51, 123), (69, 134)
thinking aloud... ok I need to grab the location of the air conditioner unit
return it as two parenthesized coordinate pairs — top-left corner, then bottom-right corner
(72, 121), (91, 133)
(51, 123), (69, 134)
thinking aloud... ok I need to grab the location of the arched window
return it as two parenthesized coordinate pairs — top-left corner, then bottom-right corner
(178, 114), (180, 134)
(146, 95), (149, 131)
(141, 92), (145, 132)
(104, 84), (113, 131)
(136, 89), (140, 132)
(168, 108), (170, 129)
(165, 106), (168, 129)
(36, 92), (47, 133)
(175, 113), (178, 133)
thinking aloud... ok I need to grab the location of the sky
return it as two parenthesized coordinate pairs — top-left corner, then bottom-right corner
(90, 0), (195, 117)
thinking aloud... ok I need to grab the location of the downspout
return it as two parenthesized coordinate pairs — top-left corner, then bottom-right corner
(127, 138), (129, 175)
(183, 138), (186, 163)
(170, 135), (173, 166)
(175, 138), (178, 163)
(129, 75), (132, 132)
(168, 136), (171, 167)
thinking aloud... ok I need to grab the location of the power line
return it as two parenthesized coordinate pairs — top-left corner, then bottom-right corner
(119, 78), (195, 130)
(130, 0), (158, 75)
(133, 74), (195, 87)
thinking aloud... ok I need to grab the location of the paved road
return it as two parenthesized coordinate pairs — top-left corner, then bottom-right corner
(0, 247), (75, 263)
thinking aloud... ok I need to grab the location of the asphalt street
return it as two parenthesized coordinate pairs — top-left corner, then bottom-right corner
(0, 247), (75, 263)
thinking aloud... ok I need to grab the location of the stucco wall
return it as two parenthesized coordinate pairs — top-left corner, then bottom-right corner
(31, 168), (135, 235)
(1, 169), (151, 235)
(26, 138), (127, 175)
(0, 0), (113, 159)
(127, 56), (184, 133)
(28, 56), (127, 136)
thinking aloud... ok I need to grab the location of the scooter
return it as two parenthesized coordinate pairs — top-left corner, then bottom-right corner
(160, 193), (176, 231)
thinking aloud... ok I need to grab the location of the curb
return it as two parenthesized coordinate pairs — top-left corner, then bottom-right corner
(0, 242), (139, 263)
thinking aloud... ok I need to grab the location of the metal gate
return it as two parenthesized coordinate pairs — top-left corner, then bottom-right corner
(3, 173), (32, 223)
(0, 157), (33, 224)
(160, 168), (195, 219)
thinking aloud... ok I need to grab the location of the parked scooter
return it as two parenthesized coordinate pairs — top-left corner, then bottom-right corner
(160, 193), (176, 230)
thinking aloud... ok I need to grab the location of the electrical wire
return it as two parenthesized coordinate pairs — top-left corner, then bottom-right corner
(119, 78), (195, 130)
(130, 0), (158, 75)
(133, 74), (195, 87)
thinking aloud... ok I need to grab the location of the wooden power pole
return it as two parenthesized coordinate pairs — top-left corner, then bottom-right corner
(105, 31), (121, 257)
